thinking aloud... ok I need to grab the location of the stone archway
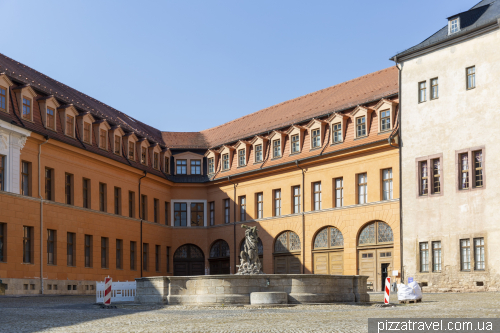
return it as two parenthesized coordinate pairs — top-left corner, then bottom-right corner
(173, 244), (205, 276)
(273, 231), (301, 274)
(209, 239), (230, 275)
(357, 221), (394, 291)
(312, 226), (344, 275)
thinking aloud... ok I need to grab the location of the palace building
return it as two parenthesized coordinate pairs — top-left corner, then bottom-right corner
(0, 52), (400, 295)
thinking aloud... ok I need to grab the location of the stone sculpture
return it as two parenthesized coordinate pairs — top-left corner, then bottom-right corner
(236, 225), (263, 275)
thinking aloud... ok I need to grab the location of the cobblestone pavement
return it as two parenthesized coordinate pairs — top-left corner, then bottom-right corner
(0, 292), (499, 333)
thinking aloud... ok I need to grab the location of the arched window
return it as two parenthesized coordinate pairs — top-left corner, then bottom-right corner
(173, 244), (205, 276)
(240, 237), (264, 255)
(174, 244), (204, 260)
(313, 227), (344, 249)
(274, 231), (301, 253)
(210, 239), (230, 258)
(358, 221), (393, 246)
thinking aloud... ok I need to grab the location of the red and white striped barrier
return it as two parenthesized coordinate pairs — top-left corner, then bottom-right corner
(384, 277), (391, 304)
(104, 276), (112, 305)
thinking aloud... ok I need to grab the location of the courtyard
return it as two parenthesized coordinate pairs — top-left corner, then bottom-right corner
(0, 292), (499, 332)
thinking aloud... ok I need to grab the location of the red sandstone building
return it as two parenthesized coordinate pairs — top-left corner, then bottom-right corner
(0, 53), (400, 294)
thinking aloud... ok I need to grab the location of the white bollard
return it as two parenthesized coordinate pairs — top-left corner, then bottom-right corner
(384, 277), (391, 304)
(104, 276), (112, 305)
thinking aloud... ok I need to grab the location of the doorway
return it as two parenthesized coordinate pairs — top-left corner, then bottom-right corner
(381, 263), (390, 292)
(173, 244), (205, 276)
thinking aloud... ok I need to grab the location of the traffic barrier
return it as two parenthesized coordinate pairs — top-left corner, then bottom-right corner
(384, 277), (391, 304)
(96, 279), (136, 304)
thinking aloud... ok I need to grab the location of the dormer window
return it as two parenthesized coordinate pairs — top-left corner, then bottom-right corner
(208, 157), (214, 174)
(22, 98), (31, 121)
(47, 108), (55, 130)
(191, 160), (201, 174)
(164, 156), (170, 174)
(153, 152), (159, 169)
(99, 129), (107, 149)
(176, 159), (187, 174)
(449, 17), (459, 35)
(222, 154), (229, 170)
(83, 123), (91, 143)
(114, 135), (121, 154)
(291, 134), (300, 153)
(311, 129), (321, 148)
(356, 116), (366, 137)
(0, 87), (6, 112)
(238, 149), (246, 167)
(128, 141), (135, 159)
(380, 110), (391, 132)
(333, 123), (342, 143)
(273, 139), (281, 158)
(141, 147), (147, 164)
(66, 115), (75, 137)
(255, 144), (263, 162)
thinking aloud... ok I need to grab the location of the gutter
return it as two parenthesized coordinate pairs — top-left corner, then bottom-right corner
(227, 176), (238, 274)
(38, 135), (49, 294)
(138, 171), (147, 277)
(295, 161), (306, 274)
(394, 57), (404, 283)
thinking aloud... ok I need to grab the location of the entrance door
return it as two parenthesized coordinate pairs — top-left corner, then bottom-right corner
(173, 244), (205, 276)
(358, 250), (376, 291)
(381, 263), (389, 292)
(274, 255), (301, 274)
(377, 249), (393, 291)
(209, 258), (230, 275)
(313, 251), (344, 275)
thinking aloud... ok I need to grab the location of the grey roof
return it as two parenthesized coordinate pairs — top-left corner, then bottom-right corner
(392, 0), (500, 60)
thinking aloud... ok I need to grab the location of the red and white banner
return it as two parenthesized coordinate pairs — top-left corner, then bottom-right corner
(104, 276), (112, 305)
(384, 277), (391, 304)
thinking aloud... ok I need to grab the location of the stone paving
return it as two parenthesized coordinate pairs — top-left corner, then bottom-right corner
(0, 292), (499, 332)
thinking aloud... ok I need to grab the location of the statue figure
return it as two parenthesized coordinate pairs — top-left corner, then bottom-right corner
(236, 225), (263, 275)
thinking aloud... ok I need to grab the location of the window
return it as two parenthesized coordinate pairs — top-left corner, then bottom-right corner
(143, 243), (149, 271)
(99, 183), (107, 212)
(358, 173), (367, 204)
(166, 246), (171, 273)
(66, 115), (74, 137)
(311, 129), (321, 148)
(335, 178), (343, 207)
(99, 129), (107, 149)
(255, 144), (263, 162)
(292, 186), (301, 213)
(22, 98), (31, 120)
(23, 226), (33, 263)
(165, 202), (170, 225)
(380, 110), (391, 132)
(0, 155), (4, 191)
(291, 134), (300, 153)
(431, 78), (438, 99)
(174, 202), (187, 226)
(128, 191), (135, 218)
(65, 173), (73, 205)
(47, 108), (55, 130)
(153, 152), (159, 169)
(21, 161), (30, 196)
(420, 161), (429, 195)
(155, 245), (160, 272)
(432, 159), (441, 194)
(474, 150), (483, 188)
(141, 195), (147, 220)
(101, 237), (109, 269)
(47, 230), (56, 265)
(164, 156), (170, 174)
(130, 241), (136, 270)
(313, 182), (322, 210)
(83, 122), (91, 143)
(85, 235), (92, 268)
(208, 157), (214, 174)
(332, 123), (342, 143)
(154, 199), (159, 223)
(191, 160), (201, 174)
(114, 187), (121, 215)
(116, 239), (123, 269)
(209, 202), (215, 225)
(418, 81), (426, 103)
(67, 232), (76, 266)
(239, 196), (246, 221)
(0, 86), (6, 112)
(256, 193), (263, 219)
(474, 238), (485, 270)
(238, 149), (246, 167)
(419, 242), (429, 272)
(83, 178), (90, 209)
(222, 154), (229, 170)
(128, 142), (135, 160)
(432, 241), (441, 272)
(459, 153), (469, 190)
(466, 66), (475, 89)
(45, 168), (53, 200)
(0, 223), (4, 262)
(460, 239), (471, 271)
(191, 203), (203, 226)
(273, 140), (281, 158)
(274, 189), (281, 216)
(382, 169), (393, 200)
(457, 148), (485, 191)
(141, 147), (147, 165)
(114, 136), (121, 155)
(176, 159), (187, 174)
(224, 199), (230, 223)
(356, 117), (366, 137)
(449, 17), (459, 34)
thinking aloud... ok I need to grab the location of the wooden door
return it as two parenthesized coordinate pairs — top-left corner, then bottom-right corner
(329, 251), (344, 275)
(174, 262), (188, 276)
(274, 255), (301, 274)
(377, 249), (393, 291)
(209, 259), (230, 275)
(274, 256), (288, 274)
(358, 249), (376, 291)
(314, 253), (329, 274)
(288, 255), (301, 274)
(190, 261), (205, 276)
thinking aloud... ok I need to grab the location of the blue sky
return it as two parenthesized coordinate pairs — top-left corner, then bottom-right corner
(1, 0), (474, 132)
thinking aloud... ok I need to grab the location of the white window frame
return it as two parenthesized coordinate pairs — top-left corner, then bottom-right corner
(170, 200), (207, 227)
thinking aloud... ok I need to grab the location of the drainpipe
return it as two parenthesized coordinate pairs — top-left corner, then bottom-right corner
(38, 135), (49, 294)
(138, 171), (147, 277)
(227, 176), (237, 274)
(295, 161), (306, 274)
(394, 56), (404, 283)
